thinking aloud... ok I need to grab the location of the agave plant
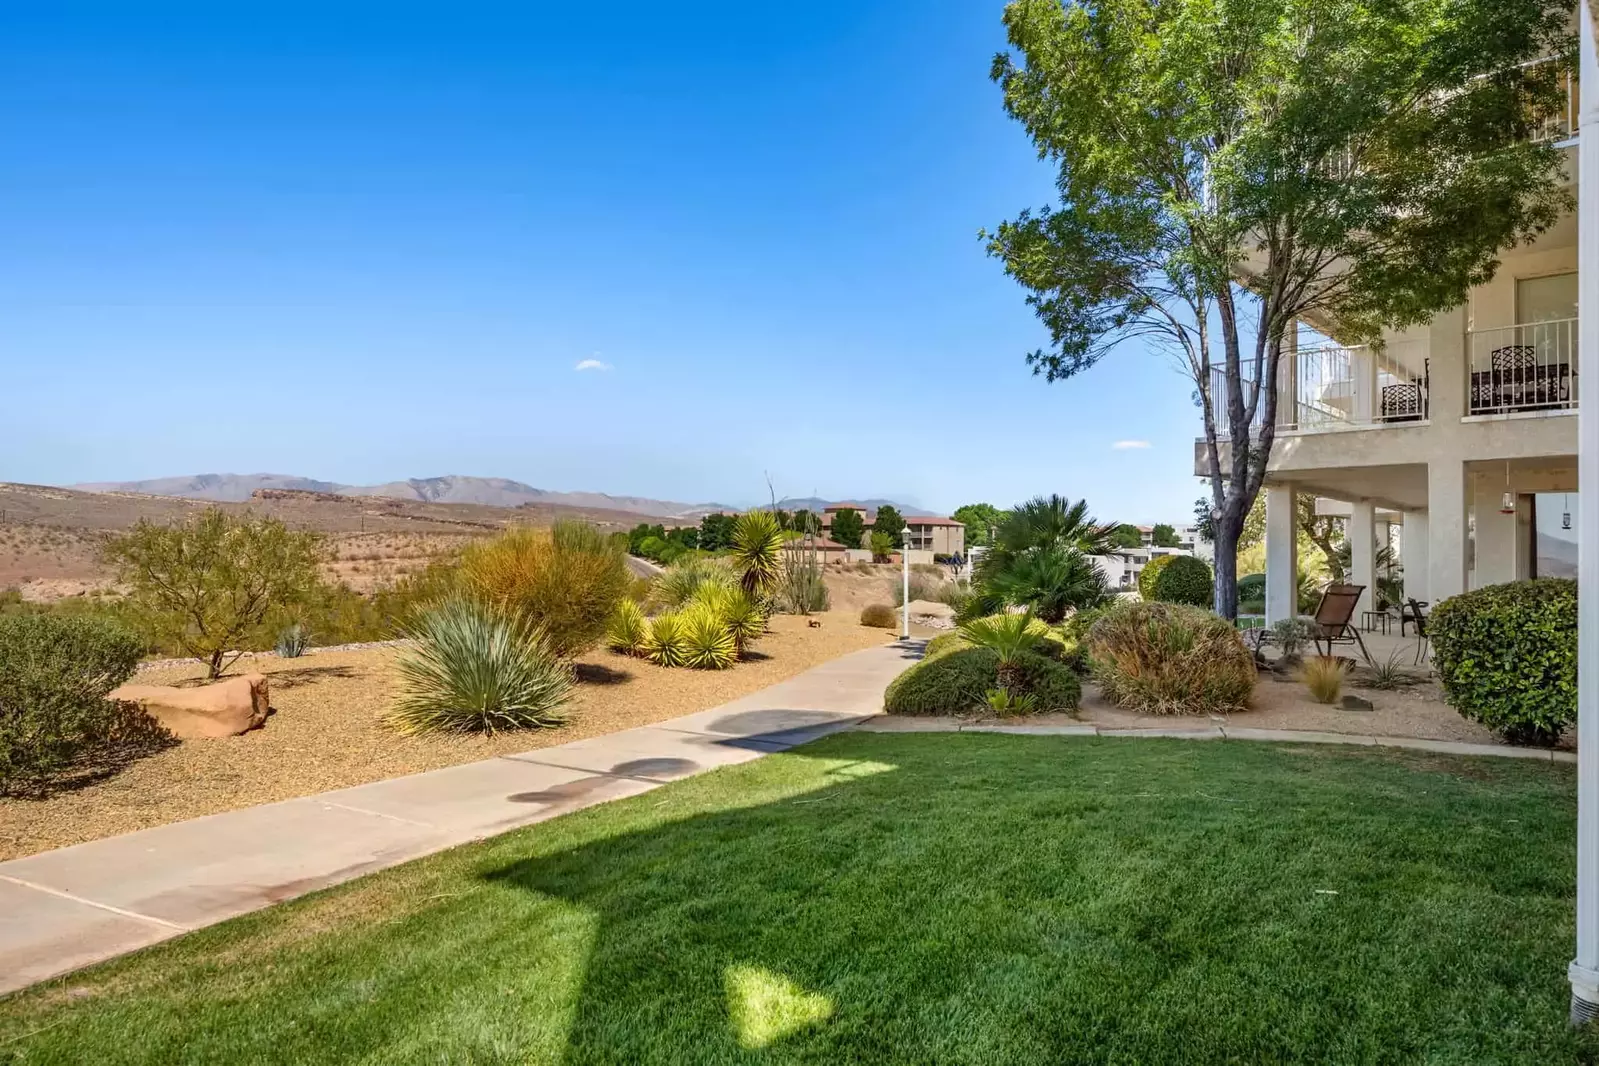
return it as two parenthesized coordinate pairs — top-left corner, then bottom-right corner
(730, 511), (785, 598)
(606, 599), (649, 656)
(386, 598), (571, 736)
(984, 687), (1040, 716)
(274, 622), (311, 658)
(679, 603), (738, 669)
(643, 611), (689, 667)
(959, 612), (1045, 692)
(693, 584), (766, 653)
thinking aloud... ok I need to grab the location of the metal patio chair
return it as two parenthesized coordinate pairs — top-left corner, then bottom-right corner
(1309, 583), (1374, 665)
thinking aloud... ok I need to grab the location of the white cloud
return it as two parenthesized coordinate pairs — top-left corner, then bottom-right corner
(574, 358), (612, 372)
(1111, 439), (1152, 450)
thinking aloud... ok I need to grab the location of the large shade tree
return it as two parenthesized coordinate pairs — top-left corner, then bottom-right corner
(986, 0), (1573, 616)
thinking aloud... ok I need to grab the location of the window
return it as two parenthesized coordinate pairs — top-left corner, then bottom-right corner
(1517, 272), (1577, 323)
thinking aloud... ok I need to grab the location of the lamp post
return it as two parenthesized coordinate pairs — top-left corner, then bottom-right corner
(900, 528), (911, 641)
(1571, 0), (1599, 1026)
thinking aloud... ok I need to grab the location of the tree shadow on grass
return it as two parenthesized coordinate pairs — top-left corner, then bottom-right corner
(473, 737), (1591, 1065)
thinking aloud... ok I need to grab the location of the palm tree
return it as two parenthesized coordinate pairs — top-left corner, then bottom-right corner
(993, 495), (1119, 557)
(983, 546), (1111, 623)
(729, 511), (784, 598)
(959, 612), (1044, 693)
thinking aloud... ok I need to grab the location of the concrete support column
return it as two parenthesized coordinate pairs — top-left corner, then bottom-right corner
(1265, 484), (1298, 624)
(1475, 479), (1519, 589)
(1427, 459), (1469, 602)
(1427, 306), (1468, 422)
(1515, 495), (1535, 581)
(1350, 501), (1376, 617)
(1353, 346), (1377, 424)
(1405, 512), (1429, 604)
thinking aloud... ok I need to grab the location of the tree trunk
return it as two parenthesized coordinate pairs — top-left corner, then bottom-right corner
(209, 648), (224, 679)
(1212, 518), (1240, 620)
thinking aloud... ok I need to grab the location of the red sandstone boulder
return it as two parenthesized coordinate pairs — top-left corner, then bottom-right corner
(110, 673), (271, 739)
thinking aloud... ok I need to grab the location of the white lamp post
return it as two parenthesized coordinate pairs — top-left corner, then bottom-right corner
(1571, 0), (1599, 1026)
(900, 528), (911, 641)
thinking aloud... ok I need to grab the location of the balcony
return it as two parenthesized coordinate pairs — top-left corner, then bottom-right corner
(1278, 341), (1430, 431)
(1466, 318), (1578, 415)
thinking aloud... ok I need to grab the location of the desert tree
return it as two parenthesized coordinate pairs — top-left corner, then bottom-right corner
(986, 0), (1573, 616)
(105, 508), (326, 677)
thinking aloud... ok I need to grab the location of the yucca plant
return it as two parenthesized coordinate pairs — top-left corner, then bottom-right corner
(386, 598), (571, 736)
(643, 611), (689, 667)
(730, 511), (784, 599)
(606, 599), (649, 656)
(959, 612), (1044, 693)
(1301, 656), (1349, 705)
(692, 584), (766, 653)
(650, 556), (737, 610)
(679, 604), (738, 669)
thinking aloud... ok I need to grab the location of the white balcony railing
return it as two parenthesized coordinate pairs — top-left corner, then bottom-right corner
(1281, 341), (1429, 431)
(1466, 318), (1578, 415)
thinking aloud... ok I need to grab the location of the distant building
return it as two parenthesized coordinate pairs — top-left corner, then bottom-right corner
(820, 505), (967, 559)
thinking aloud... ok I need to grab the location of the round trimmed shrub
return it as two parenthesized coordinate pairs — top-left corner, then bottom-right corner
(884, 647), (997, 715)
(1087, 602), (1255, 715)
(1429, 578), (1576, 745)
(860, 604), (898, 629)
(1150, 555), (1214, 607)
(1136, 554), (1176, 600)
(922, 631), (971, 659)
(883, 647), (1080, 715)
(1238, 573), (1266, 601)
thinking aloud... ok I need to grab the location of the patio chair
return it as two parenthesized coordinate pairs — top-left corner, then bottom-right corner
(1400, 598), (1430, 666)
(1308, 583), (1373, 665)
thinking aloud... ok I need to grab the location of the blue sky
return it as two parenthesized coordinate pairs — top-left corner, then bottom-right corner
(0, 2), (1205, 523)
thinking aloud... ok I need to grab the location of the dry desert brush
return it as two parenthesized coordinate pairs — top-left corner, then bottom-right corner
(1087, 602), (1255, 715)
(387, 598), (571, 736)
(1300, 656), (1349, 705)
(860, 604), (898, 630)
(459, 521), (628, 659)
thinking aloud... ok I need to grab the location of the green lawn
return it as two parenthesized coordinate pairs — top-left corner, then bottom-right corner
(2, 735), (1595, 1064)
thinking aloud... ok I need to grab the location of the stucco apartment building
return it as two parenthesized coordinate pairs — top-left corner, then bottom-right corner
(1202, 60), (1581, 624)
(820, 504), (967, 558)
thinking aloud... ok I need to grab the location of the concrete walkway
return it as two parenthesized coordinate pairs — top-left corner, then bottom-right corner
(0, 640), (925, 995)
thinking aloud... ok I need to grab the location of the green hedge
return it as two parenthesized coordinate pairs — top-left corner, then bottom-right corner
(1136, 555), (1176, 600)
(884, 647), (1079, 716)
(1429, 579), (1576, 745)
(0, 614), (156, 794)
(1150, 555), (1214, 607)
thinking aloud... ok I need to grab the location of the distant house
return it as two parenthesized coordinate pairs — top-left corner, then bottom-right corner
(820, 505), (967, 559)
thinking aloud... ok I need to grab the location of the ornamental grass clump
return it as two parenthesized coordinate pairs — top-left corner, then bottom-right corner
(1300, 656), (1348, 704)
(650, 557), (738, 610)
(1087, 602), (1254, 715)
(459, 521), (627, 659)
(387, 598), (571, 736)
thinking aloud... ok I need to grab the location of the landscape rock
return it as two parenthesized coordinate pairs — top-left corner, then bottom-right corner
(1341, 694), (1375, 713)
(110, 674), (271, 739)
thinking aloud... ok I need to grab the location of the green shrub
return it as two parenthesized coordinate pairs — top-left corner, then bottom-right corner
(1149, 555), (1214, 607)
(1087, 602), (1255, 715)
(883, 647), (1079, 715)
(860, 604), (898, 629)
(460, 522), (628, 658)
(0, 614), (155, 793)
(1238, 573), (1266, 601)
(387, 599), (571, 736)
(1429, 578), (1576, 745)
(1136, 554), (1177, 600)
(606, 599), (649, 656)
(923, 631), (971, 659)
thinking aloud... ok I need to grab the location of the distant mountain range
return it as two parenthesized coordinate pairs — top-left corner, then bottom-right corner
(69, 474), (933, 521)
(1537, 530), (1578, 578)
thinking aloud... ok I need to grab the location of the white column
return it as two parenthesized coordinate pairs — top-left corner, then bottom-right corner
(1474, 479), (1519, 588)
(1569, 0), (1599, 1024)
(1353, 346), (1377, 424)
(1427, 459), (1469, 603)
(1351, 501), (1376, 617)
(1265, 484), (1298, 624)
(1405, 512), (1430, 604)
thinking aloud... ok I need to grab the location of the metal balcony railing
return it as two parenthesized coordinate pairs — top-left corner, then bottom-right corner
(1466, 318), (1579, 415)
